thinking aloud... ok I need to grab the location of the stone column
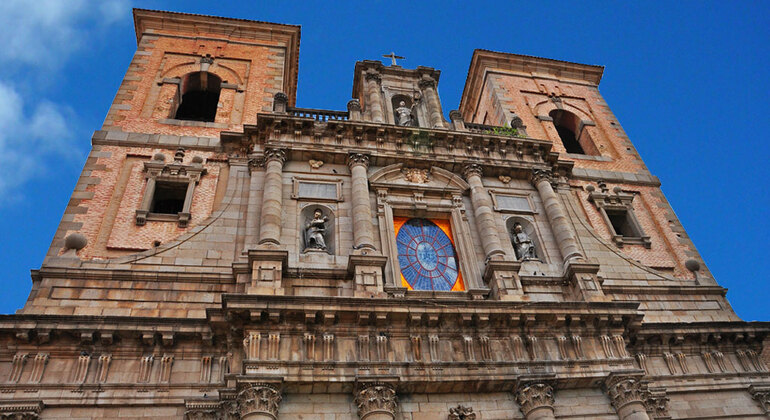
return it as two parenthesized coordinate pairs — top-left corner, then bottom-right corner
(364, 72), (385, 123)
(354, 383), (398, 420)
(258, 149), (287, 246)
(237, 383), (282, 420)
(531, 169), (583, 262)
(514, 382), (556, 420)
(348, 153), (376, 252)
(419, 76), (445, 128)
(463, 163), (505, 261)
(243, 157), (265, 250)
(604, 375), (651, 420)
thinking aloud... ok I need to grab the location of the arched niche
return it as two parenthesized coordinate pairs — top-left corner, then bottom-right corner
(391, 94), (418, 126)
(299, 203), (336, 255)
(505, 215), (544, 262)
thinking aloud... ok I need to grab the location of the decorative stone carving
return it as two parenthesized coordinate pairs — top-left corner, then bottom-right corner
(395, 100), (415, 126)
(375, 335), (388, 361)
(557, 336), (569, 360)
(358, 335), (370, 362)
(410, 335), (422, 361)
(463, 336), (475, 361)
(354, 383), (397, 420)
(29, 353), (48, 384)
(428, 335), (440, 362)
(712, 351), (727, 372)
(644, 387), (671, 419)
(70, 352), (91, 384)
(268, 333), (280, 360)
(158, 354), (174, 383)
(498, 175), (511, 184)
(636, 353), (648, 374)
(184, 400), (221, 420)
(401, 167), (430, 183)
(263, 148), (287, 165)
(526, 336), (539, 360)
(663, 352), (677, 374)
(604, 375), (646, 413)
(531, 169), (554, 187)
(511, 336), (525, 361)
(479, 336), (491, 361)
(96, 354), (111, 383)
(600, 335), (615, 358)
(749, 385), (770, 415)
(448, 405), (476, 420)
(138, 355), (154, 383)
(572, 336), (584, 359)
(303, 208), (329, 252)
(0, 400), (43, 420)
(237, 383), (282, 420)
(461, 163), (483, 180)
(512, 223), (537, 260)
(322, 333), (334, 361)
(9, 353), (27, 383)
(514, 382), (555, 418)
(612, 335), (628, 358)
(348, 153), (371, 169)
(308, 159), (324, 169)
(244, 332), (261, 360)
(304, 333), (316, 361)
(675, 353), (688, 374)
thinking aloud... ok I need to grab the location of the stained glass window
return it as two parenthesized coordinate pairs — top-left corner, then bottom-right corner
(394, 217), (464, 291)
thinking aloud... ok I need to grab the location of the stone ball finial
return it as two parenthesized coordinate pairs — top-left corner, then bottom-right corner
(613, 186), (623, 194)
(64, 233), (88, 251)
(585, 185), (595, 192)
(191, 156), (204, 164)
(153, 153), (166, 161)
(685, 259), (700, 273)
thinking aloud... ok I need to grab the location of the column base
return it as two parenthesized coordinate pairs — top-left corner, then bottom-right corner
(484, 260), (527, 301)
(247, 250), (289, 295)
(564, 261), (610, 302)
(348, 254), (388, 297)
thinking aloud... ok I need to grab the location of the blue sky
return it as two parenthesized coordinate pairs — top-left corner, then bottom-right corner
(0, 1), (767, 320)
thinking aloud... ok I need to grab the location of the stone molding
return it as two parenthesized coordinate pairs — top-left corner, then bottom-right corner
(348, 153), (371, 170)
(354, 383), (398, 419)
(514, 382), (555, 417)
(237, 383), (282, 420)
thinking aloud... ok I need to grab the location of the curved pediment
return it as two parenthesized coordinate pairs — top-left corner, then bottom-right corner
(369, 163), (469, 193)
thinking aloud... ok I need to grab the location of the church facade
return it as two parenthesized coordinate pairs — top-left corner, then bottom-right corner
(1, 9), (768, 419)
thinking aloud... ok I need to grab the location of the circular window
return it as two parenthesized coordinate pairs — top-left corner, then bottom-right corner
(396, 218), (460, 291)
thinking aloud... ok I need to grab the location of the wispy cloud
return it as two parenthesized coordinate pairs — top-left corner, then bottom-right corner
(0, 0), (129, 201)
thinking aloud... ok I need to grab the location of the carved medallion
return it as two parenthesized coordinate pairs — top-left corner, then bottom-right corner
(402, 168), (430, 183)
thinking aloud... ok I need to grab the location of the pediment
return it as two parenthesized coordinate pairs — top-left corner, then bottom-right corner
(369, 163), (469, 194)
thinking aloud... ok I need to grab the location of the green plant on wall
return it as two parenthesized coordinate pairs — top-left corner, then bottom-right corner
(483, 124), (520, 137)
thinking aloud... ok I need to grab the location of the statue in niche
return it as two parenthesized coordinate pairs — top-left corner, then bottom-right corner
(304, 209), (329, 252)
(511, 223), (537, 260)
(395, 100), (415, 126)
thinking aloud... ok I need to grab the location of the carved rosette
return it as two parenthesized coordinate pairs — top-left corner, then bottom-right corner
(237, 384), (282, 420)
(448, 404), (476, 420)
(354, 383), (398, 419)
(348, 153), (371, 170)
(514, 383), (555, 417)
(531, 169), (554, 187)
(263, 148), (287, 166)
(605, 376), (646, 412)
(462, 163), (483, 180)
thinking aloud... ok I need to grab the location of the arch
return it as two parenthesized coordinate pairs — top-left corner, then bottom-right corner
(369, 164), (469, 193)
(174, 72), (222, 122)
(549, 109), (585, 154)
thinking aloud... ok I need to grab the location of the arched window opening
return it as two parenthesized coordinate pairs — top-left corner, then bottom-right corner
(549, 109), (586, 154)
(174, 72), (222, 122)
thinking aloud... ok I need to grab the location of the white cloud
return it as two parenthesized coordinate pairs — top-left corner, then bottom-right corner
(0, 0), (129, 201)
(0, 81), (79, 199)
(0, 0), (130, 69)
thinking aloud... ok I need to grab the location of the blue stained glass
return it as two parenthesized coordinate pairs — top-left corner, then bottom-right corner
(396, 218), (460, 291)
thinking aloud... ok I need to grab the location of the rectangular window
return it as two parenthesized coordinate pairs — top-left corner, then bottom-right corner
(150, 182), (188, 214)
(606, 209), (640, 238)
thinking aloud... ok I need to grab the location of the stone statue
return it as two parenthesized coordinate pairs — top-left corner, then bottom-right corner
(395, 100), (415, 126)
(304, 209), (329, 251)
(512, 223), (537, 260)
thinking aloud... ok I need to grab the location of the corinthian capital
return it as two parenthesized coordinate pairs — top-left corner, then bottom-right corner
(354, 383), (397, 419)
(604, 375), (645, 413)
(462, 163), (483, 180)
(347, 153), (370, 170)
(263, 148), (287, 166)
(237, 383), (282, 420)
(365, 71), (382, 84)
(531, 168), (554, 186)
(514, 382), (555, 417)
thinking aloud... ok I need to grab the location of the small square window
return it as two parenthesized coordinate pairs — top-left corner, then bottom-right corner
(150, 182), (187, 215)
(606, 209), (639, 238)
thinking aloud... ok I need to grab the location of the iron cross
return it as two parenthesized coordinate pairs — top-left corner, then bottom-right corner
(383, 52), (405, 66)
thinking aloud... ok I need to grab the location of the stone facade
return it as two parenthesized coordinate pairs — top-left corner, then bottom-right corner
(1, 9), (768, 420)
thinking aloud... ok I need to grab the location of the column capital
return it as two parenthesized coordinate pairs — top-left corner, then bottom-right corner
(418, 74), (437, 89)
(348, 153), (371, 170)
(531, 168), (554, 186)
(264, 148), (287, 166)
(354, 383), (397, 419)
(237, 383), (282, 420)
(749, 385), (770, 415)
(514, 382), (555, 417)
(462, 163), (483, 180)
(365, 71), (382, 84)
(603, 374), (646, 413)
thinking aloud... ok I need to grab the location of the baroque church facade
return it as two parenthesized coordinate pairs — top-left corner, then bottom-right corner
(1, 9), (768, 419)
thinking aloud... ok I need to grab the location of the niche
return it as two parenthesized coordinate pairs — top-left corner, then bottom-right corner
(300, 204), (335, 255)
(505, 216), (543, 262)
(391, 94), (417, 126)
